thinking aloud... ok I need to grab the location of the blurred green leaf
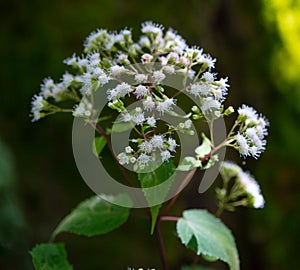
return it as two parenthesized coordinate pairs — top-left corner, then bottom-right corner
(138, 160), (175, 234)
(195, 133), (212, 158)
(177, 156), (201, 171)
(53, 194), (131, 237)
(30, 243), (73, 270)
(177, 209), (239, 270)
(92, 136), (106, 157)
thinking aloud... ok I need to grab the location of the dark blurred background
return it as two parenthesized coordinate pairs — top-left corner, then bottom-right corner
(1, 0), (300, 269)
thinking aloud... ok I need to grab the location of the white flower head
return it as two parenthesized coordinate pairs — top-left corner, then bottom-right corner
(141, 21), (164, 36)
(156, 98), (175, 114)
(200, 97), (221, 113)
(151, 135), (165, 149)
(236, 133), (249, 156)
(198, 53), (216, 69)
(137, 153), (151, 165)
(40, 77), (55, 99)
(201, 72), (216, 83)
(239, 171), (264, 208)
(117, 152), (130, 165)
(134, 85), (148, 98)
(141, 53), (153, 63)
(161, 150), (172, 161)
(131, 112), (145, 126)
(110, 65), (126, 77)
(107, 82), (132, 101)
(168, 137), (178, 152)
(143, 96), (155, 111)
(139, 141), (153, 153)
(238, 105), (258, 123)
(152, 70), (166, 83)
(146, 116), (156, 127)
(135, 73), (148, 83)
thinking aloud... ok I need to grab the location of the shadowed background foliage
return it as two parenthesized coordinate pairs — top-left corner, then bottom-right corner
(1, 0), (300, 269)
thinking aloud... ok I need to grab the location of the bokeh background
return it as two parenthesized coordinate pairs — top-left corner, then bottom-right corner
(1, 0), (300, 269)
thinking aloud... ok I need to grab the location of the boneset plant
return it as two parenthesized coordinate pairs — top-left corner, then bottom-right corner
(30, 22), (268, 270)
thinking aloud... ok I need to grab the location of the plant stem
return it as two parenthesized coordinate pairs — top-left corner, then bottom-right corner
(160, 216), (180, 222)
(163, 168), (196, 214)
(156, 220), (169, 270)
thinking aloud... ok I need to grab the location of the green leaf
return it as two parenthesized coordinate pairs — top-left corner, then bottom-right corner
(112, 121), (133, 132)
(195, 133), (212, 158)
(92, 136), (106, 157)
(30, 243), (73, 270)
(165, 110), (192, 119)
(138, 160), (175, 234)
(177, 156), (202, 171)
(53, 194), (131, 238)
(177, 209), (239, 270)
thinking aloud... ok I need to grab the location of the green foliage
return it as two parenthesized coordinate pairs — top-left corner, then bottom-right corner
(195, 133), (212, 158)
(53, 194), (131, 238)
(92, 136), (106, 157)
(138, 160), (175, 234)
(30, 243), (73, 270)
(177, 156), (201, 171)
(177, 209), (239, 270)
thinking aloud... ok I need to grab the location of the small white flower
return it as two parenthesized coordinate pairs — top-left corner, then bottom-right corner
(167, 52), (179, 63)
(141, 21), (164, 35)
(236, 133), (249, 156)
(219, 77), (229, 90)
(135, 73), (148, 83)
(184, 119), (192, 129)
(161, 150), (171, 161)
(198, 53), (216, 69)
(168, 137), (178, 152)
(110, 65), (126, 77)
(189, 83), (211, 96)
(200, 97), (221, 113)
(61, 72), (73, 88)
(151, 135), (165, 149)
(132, 112), (145, 125)
(137, 153), (151, 165)
(141, 53), (153, 63)
(221, 161), (242, 178)
(201, 72), (215, 83)
(146, 116), (156, 127)
(107, 82), (132, 101)
(156, 98), (175, 114)
(40, 78), (55, 99)
(139, 141), (153, 153)
(31, 95), (45, 121)
(117, 152), (130, 165)
(139, 36), (151, 47)
(88, 52), (101, 67)
(152, 70), (166, 83)
(143, 96), (155, 111)
(179, 56), (190, 67)
(63, 53), (77, 66)
(134, 85), (148, 98)
(239, 171), (264, 208)
(238, 105), (258, 122)
(73, 101), (92, 118)
(162, 65), (175, 74)
(123, 113), (132, 122)
(125, 146), (134, 154)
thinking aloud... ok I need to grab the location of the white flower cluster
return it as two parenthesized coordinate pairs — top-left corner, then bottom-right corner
(31, 21), (268, 175)
(221, 161), (265, 208)
(234, 105), (269, 158)
(117, 135), (178, 170)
